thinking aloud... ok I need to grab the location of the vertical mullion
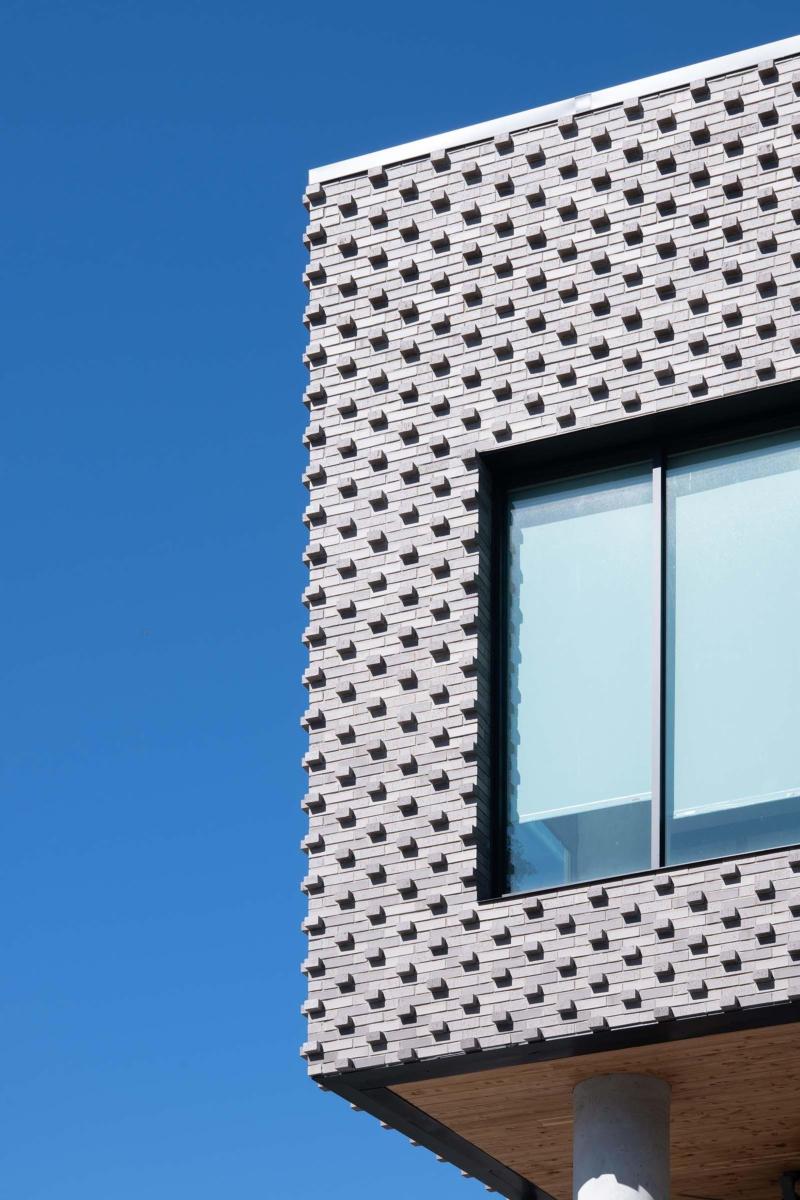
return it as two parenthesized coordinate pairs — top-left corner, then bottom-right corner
(651, 451), (666, 870)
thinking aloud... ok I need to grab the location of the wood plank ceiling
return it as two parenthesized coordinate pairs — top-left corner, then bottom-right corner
(393, 1023), (800, 1200)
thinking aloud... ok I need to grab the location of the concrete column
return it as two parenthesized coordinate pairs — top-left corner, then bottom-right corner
(573, 1074), (670, 1200)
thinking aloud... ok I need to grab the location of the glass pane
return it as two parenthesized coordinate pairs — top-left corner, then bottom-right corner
(506, 464), (653, 892)
(666, 429), (800, 864)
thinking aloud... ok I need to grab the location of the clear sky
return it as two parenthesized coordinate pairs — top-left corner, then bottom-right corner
(2, 3), (798, 1197)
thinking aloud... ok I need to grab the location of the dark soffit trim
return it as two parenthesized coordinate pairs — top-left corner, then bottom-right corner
(325, 1076), (549, 1200)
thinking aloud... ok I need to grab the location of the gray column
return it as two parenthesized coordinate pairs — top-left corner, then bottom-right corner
(573, 1074), (670, 1200)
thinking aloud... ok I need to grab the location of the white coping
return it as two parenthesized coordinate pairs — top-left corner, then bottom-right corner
(308, 34), (800, 186)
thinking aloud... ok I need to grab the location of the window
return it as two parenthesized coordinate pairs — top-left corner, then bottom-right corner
(501, 426), (800, 894)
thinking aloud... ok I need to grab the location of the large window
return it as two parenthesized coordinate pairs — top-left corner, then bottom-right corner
(502, 427), (800, 895)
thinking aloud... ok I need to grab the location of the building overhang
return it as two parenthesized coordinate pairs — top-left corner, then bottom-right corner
(322, 1000), (800, 1200)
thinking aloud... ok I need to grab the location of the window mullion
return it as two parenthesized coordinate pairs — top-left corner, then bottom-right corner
(651, 451), (666, 870)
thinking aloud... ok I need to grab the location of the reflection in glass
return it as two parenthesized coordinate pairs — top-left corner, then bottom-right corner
(506, 465), (653, 892)
(666, 431), (800, 863)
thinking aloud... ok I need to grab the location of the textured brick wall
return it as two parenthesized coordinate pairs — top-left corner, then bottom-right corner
(300, 49), (800, 1078)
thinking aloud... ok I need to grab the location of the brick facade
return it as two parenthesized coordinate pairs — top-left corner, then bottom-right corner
(300, 41), (800, 1083)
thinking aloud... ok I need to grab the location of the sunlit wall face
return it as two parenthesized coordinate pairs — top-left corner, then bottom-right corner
(506, 465), (653, 893)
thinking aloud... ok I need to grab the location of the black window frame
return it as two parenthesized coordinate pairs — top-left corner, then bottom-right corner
(482, 383), (800, 901)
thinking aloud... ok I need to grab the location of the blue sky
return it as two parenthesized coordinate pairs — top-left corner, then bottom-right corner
(2, 3), (798, 1197)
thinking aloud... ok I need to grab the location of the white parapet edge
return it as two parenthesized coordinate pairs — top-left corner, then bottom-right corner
(308, 33), (800, 186)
